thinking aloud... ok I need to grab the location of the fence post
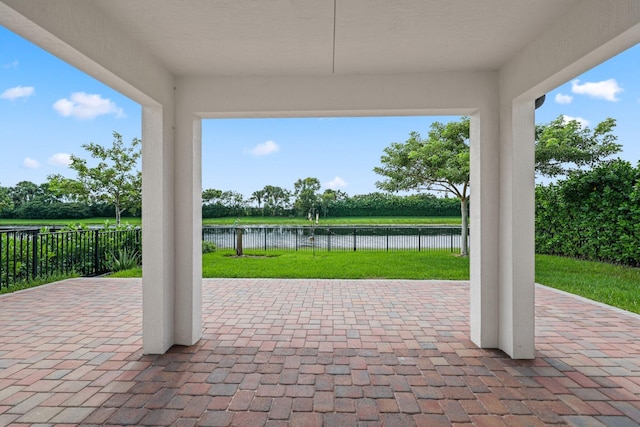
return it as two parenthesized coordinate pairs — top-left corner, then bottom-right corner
(264, 227), (267, 251)
(94, 229), (100, 275)
(31, 232), (38, 280)
(353, 228), (357, 252)
(386, 227), (389, 252)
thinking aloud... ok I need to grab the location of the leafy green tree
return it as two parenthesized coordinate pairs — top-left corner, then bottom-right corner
(221, 191), (246, 211)
(8, 180), (40, 207)
(250, 189), (267, 213)
(48, 132), (141, 225)
(535, 116), (621, 177)
(293, 177), (321, 218)
(0, 183), (13, 212)
(263, 185), (291, 216)
(374, 118), (470, 255)
(320, 189), (348, 217)
(202, 188), (224, 205)
(374, 115), (621, 256)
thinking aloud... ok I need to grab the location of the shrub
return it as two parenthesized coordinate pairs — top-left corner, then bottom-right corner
(106, 247), (141, 272)
(202, 240), (217, 254)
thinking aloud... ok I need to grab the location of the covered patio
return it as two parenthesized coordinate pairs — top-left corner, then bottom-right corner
(2, 0), (639, 361)
(1, 278), (639, 425)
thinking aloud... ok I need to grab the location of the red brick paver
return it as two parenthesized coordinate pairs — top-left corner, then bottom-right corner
(0, 278), (639, 426)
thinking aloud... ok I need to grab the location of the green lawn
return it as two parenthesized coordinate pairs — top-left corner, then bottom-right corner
(0, 216), (459, 227)
(112, 251), (640, 314)
(535, 255), (640, 314)
(0, 272), (79, 295)
(202, 216), (461, 225)
(112, 250), (469, 280)
(0, 217), (142, 227)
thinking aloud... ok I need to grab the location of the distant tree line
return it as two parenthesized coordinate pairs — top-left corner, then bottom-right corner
(0, 180), (138, 220)
(0, 179), (460, 221)
(201, 183), (460, 218)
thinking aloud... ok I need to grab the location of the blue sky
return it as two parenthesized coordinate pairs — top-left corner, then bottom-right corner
(1, 25), (639, 198)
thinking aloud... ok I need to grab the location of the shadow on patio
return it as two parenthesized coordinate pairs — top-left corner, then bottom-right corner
(0, 278), (639, 426)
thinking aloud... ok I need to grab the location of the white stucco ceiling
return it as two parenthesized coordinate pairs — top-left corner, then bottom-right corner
(88, 0), (580, 77)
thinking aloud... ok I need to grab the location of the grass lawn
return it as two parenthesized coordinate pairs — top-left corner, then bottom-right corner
(202, 216), (461, 225)
(535, 255), (640, 314)
(112, 251), (640, 314)
(112, 250), (469, 280)
(0, 217), (142, 227)
(0, 216), (459, 227)
(0, 272), (79, 295)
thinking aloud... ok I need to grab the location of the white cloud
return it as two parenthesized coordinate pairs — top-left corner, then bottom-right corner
(23, 158), (40, 169)
(326, 176), (348, 189)
(554, 93), (573, 104)
(1, 85), (35, 100)
(48, 153), (72, 166)
(571, 79), (623, 102)
(562, 115), (590, 128)
(2, 60), (19, 69)
(248, 140), (280, 156)
(53, 92), (126, 120)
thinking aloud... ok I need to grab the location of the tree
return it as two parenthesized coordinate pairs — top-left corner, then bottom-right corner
(202, 188), (224, 205)
(250, 189), (267, 213)
(373, 115), (621, 256)
(8, 181), (41, 207)
(0, 183), (13, 212)
(293, 177), (321, 218)
(535, 116), (621, 177)
(221, 191), (246, 211)
(48, 131), (141, 225)
(263, 185), (291, 216)
(320, 189), (348, 218)
(374, 118), (470, 255)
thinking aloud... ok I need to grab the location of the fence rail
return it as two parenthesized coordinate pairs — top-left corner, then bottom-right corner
(0, 228), (141, 289)
(203, 225), (467, 253)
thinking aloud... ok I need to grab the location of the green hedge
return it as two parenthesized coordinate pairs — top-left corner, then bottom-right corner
(535, 159), (640, 266)
(326, 193), (460, 217)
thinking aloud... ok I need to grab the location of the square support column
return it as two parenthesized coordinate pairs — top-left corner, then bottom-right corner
(470, 100), (535, 359)
(141, 101), (202, 353)
(498, 99), (536, 359)
(142, 105), (176, 354)
(173, 110), (203, 346)
(469, 111), (500, 349)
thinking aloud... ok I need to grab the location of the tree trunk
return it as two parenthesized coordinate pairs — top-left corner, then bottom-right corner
(460, 197), (469, 256)
(115, 205), (121, 226)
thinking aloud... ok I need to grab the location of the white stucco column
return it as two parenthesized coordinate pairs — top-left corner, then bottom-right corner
(142, 104), (176, 354)
(173, 105), (203, 347)
(142, 96), (202, 353)
(498, 99), (536, 359)
(469, 109), (500, 349)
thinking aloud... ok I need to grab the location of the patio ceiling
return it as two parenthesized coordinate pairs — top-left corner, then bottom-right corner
(88, 0), (579, 77)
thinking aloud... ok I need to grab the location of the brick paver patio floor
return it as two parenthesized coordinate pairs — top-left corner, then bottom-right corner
(1, 278), (639, 426)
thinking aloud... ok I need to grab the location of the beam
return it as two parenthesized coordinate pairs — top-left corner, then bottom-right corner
(0, 0), (174, 106)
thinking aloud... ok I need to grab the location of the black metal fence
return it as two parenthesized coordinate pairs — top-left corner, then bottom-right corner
(203, 225), (467, 253)
(0, 227), (141, 289)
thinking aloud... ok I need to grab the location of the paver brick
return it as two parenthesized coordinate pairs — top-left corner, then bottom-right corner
(1, 278), (640, 426)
